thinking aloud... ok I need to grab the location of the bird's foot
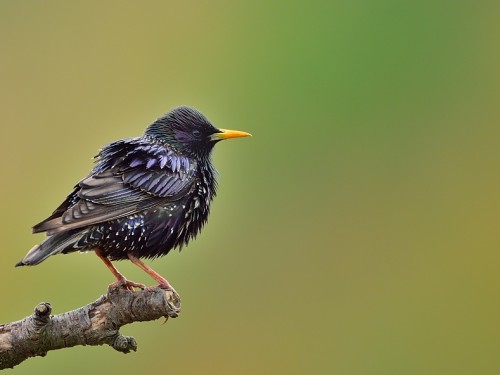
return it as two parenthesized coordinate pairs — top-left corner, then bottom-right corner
(158, 281), (175, 292)
(110, 278), (146, 292)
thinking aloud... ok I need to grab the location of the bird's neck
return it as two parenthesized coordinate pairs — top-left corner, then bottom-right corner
(198, 158), (218, 200)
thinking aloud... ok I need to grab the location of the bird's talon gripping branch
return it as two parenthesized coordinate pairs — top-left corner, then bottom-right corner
(112, 278), (146, 292)
(159, 284), (172, 290)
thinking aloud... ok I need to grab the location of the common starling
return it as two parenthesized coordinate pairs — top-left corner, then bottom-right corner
(16, 106), (251, 291)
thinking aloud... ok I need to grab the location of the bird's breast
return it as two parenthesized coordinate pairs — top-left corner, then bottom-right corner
(137, 186), (213, 258)
(99, 167), (216, 260)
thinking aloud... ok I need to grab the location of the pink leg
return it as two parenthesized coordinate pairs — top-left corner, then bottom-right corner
(95, 248), (145, 291)
(127, 252), (173, 290)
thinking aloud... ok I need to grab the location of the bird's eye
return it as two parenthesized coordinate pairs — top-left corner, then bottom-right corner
(192, 130), (202, 138)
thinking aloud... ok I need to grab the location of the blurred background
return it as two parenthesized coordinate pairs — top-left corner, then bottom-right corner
(1, 1), (499, 374)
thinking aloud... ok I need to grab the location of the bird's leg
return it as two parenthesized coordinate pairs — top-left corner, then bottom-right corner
(95, 248), (145, 291)
(127, 252), (174, 291)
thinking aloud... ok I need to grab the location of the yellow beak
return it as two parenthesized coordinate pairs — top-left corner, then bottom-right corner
(211, 129), (252, 141)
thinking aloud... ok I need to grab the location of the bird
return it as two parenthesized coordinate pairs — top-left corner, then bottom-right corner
(15, 106), (251, 291)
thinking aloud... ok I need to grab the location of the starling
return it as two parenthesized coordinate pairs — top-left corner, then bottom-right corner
(16, 106), (251, 291)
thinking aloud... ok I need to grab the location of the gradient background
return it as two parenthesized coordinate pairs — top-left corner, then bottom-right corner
(1, 1), (499, 374)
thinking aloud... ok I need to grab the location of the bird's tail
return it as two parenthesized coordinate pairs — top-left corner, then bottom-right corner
(15, 231), (86, 267)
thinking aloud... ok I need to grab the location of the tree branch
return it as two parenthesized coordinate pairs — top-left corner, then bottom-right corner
(0, 286), (181, 370)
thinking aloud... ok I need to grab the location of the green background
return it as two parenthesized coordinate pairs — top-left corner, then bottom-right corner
(1, 1), (499, 374)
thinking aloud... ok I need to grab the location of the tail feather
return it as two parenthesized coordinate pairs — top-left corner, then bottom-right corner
(15, 231), (86, 267)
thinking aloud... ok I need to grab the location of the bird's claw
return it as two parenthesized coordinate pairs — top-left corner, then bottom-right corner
(158, 282), (177, 294)
(158, 283), (173, 290)
(111, 278), (146, 292)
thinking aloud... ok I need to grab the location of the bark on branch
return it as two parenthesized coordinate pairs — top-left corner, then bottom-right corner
(0, 286), (181, 370)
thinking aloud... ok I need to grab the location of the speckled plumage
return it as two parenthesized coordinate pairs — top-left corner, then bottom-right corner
(16, 106), (250, 289)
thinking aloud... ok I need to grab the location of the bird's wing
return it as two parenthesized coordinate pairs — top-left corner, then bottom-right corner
(33, 142), (197, 235)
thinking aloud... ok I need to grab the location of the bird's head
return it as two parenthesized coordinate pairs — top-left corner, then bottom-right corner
(145, 106), (251, 158)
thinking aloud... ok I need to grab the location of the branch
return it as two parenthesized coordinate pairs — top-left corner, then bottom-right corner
(0, 286), (181, 370)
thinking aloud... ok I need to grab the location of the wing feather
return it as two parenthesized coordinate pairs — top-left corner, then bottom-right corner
(33, 139), (197, 235)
